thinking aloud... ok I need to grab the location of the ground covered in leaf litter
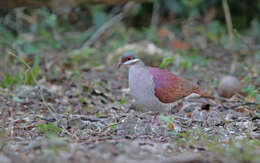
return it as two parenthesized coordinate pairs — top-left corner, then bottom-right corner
(0, 45), (260, 163)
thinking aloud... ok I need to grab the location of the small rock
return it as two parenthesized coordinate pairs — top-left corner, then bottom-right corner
(218, 76), (242, 98)
(192, 109), (207, 122)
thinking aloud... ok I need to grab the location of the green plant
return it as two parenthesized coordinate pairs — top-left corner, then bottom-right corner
(160, 57), (174, 68)
(79, 97), (89, 110)
(159, 115), (174, 130)
(0, 55), (40, 89)
(241, 84), (260, 102)
(207, 138), (260, 163)
(0, 73), (21, 89)
(24, 66), (40, 85)
(37, 122), (62, 136)
(119, 99), (127, 105)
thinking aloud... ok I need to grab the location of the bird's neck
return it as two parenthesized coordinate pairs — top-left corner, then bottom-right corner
(129, 61), (150, 79)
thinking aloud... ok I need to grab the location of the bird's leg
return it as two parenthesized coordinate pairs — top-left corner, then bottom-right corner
(152, 112), (160, 125)
(173, 102), (183, 113)
(170, 101), (183, 114)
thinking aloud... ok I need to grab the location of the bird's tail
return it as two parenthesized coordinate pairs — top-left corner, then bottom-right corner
(193, 89), (215, 100)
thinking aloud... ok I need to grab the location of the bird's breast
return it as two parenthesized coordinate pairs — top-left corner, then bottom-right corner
(128, 65), (170, 112)
(129, 65), (154, 96)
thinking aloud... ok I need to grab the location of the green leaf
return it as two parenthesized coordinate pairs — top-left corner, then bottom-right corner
(242, 85), (259, 98)
(0, 73), (21, 89)
(160, 57), (174, 68)
(180, 61), (192, 69)
(36, 122), (62, 135)
(119, 99), (127, 105)
(24, 66), (40, 85)
(159, 115), (173, 123)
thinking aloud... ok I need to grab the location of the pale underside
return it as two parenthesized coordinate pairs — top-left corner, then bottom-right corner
(128, 63), (173, 112)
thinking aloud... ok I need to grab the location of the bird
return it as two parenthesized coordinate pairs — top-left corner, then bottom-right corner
(118, 51), (214, 122)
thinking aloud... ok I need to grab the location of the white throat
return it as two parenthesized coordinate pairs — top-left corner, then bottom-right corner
(124, 58), (140, 65)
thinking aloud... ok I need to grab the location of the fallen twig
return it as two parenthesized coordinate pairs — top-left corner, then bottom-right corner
(81, 2), (135, 49)
(149, 1), (160, 28)
(222, 0), (237, 73)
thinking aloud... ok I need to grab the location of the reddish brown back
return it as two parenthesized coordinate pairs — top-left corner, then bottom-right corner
(147, 67), (199, 103)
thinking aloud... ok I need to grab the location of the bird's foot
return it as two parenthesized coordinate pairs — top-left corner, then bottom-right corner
(171, 102), (183, 114)
(152, 112), (160, 125)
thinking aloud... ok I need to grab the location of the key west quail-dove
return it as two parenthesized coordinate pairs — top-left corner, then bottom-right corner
(118, 52), (214, 122)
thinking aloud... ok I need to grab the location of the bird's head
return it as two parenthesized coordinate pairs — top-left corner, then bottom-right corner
(117, 51), (140, 69)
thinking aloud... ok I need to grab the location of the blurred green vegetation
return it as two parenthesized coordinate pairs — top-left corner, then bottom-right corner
(0, 1), (259, 161)
(37, 122), (62, 136)
(0, 0), (259, 90)
(170, 127), (260, 163)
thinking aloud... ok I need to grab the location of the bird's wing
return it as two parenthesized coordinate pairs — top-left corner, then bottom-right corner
(147, 67), (198, 103)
